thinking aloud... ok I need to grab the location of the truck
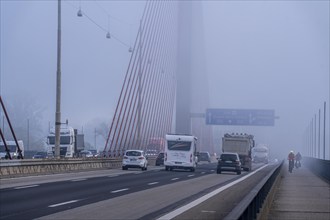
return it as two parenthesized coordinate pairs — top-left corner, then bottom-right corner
(252, 144), (269, 164)
(222, 133), (255, 171)
(0, 140), (24, 159)
(47, 124), (84, 158)
(164, 134), (198, 172)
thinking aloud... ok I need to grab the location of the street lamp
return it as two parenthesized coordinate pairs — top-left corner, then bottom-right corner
(77, 0), (83, 17)
(54, 0), (62, 159)
(27, 119), (29, 151)
(77, 9), (83, 17)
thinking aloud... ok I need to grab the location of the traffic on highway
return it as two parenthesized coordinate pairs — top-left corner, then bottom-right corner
(0, 161), (274, 220)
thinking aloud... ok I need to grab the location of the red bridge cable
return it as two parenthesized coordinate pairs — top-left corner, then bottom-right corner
(129, 0), (164, 149)
(139, 1), (168, 149)
(103, 2), (149, 155)
(146, 1), (170, 143)
(109, 1), (153, 156)
(119, 0), (160, 153)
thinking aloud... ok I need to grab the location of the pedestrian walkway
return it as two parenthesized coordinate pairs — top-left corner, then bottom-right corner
(267, 163), (330, 220)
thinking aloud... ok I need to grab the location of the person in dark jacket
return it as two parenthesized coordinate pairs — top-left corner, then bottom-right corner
(295, 152), (302, 168)
(288, 151), (295, 173)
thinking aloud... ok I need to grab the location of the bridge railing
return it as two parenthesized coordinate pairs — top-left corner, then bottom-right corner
(224, 160), (284, 220)
(303, 157), (330, 182)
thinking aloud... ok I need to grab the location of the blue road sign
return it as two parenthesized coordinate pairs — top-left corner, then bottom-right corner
(205, 109), (275, 126)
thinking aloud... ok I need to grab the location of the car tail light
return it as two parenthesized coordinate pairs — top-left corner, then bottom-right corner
(190, 154), (192, 163)
(138, 156), (144, 160)
(124, 156), (128, 159)
(165, 153), (167, 161)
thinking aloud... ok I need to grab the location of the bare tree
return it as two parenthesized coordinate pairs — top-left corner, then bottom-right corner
(84, 118), (111, 151)
(1, 94), (46, 151)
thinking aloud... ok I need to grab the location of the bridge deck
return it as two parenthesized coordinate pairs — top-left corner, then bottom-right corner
(267, 164), (330, 220)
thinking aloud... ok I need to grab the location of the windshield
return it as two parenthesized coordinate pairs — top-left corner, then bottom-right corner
(167, 141), (191, 151)
(199, 153), (209, 158)
(224, 140), (248, 147)
(126, 151), (142, 156)
(221, 154), (238, 161)
(89, 150), (97, 154)
(0, 145), (17, 152)
(48, 136), (72, 145)
(35, 152), (46, 155)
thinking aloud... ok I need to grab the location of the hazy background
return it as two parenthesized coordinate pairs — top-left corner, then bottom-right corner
(1, 1), (329, 159)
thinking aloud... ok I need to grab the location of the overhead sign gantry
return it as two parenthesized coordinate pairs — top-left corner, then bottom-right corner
(205, 108), (277, 126)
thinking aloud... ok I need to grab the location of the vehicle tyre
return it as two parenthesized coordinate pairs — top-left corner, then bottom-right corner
(217, 169), (221, 174)
(122, 166), (127, 170)
(165, 166), (169, 171)
(237, 171), (241, 175)
(190, 167), (195, 172)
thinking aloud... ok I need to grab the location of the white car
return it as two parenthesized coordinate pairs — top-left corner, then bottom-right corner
(122, 150), (148, 171)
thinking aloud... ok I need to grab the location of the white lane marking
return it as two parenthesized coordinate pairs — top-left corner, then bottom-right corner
(70, 178), (87, 182)
(188, 175), (194, 177)
(49, 200), (79, 208)
(111, 188), (129, 193)
(201, 172), (206, 174)
(157, 165), (268, 220)
(210, 170), (215, 172)
(14, 185), (39, 190)
(148, 182), (159, 185)
(108, 175), (119, 178)
(171, 178), (179, 181)
(201, 210), (216, 213)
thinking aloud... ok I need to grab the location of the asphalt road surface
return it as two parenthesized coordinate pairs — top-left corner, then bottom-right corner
(0, 162), (269, 220)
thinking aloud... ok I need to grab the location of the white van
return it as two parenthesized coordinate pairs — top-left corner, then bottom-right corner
(0, 140), (24, 159)
(164, 134), (198, 172)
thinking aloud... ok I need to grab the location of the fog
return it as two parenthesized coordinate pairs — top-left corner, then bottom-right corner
(1, 1), (329, 159)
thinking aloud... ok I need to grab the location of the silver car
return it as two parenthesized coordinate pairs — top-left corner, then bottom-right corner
(122, 150), (148, 171)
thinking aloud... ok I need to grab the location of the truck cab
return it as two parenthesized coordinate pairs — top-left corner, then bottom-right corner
(47, 125), (75, 158)
(252, 145), (269, 164)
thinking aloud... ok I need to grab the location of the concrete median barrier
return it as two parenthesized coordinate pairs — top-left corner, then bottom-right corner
(0, 158), (156, 178)
(0, 158), (122, 178)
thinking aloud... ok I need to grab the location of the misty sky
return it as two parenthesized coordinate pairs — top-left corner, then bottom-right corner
(1, 1), (329, 158)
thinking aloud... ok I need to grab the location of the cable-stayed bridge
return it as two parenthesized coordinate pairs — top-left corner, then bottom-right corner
(102, 1), (213, 157)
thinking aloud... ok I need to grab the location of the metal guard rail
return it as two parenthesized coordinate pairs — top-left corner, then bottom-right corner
(304, 157), (330, 182)
(224, 160), (284, 220)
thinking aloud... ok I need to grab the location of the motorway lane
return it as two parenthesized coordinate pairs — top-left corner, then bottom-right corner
(37, 164), (270, 220)
(0, 163), (218, 220)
